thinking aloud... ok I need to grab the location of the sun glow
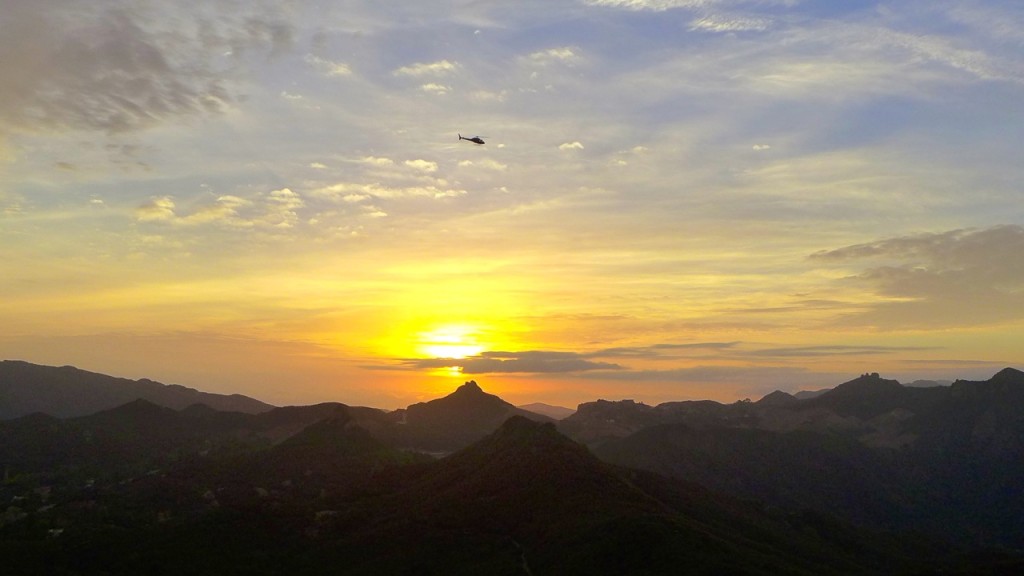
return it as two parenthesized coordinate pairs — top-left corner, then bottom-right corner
(417, 325), (485, 359)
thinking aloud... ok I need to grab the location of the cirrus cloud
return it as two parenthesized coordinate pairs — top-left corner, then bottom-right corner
(811, 225), (1024, 328)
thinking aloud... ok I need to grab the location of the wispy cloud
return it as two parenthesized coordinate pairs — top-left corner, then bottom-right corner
(811, 225), (1024, 328)
(528, 47), (580, 65)
(393, 59), (459, 77)
(689, 14), (772, 33)
(402, 350), (623, 373)
(583, 0), (716, 12)
(305, 54), (352, 77)
(136, 196), (177, 222)
(404, 159), (439, 173)
(0, 2), (296, 134)
(593, 342), (741, 358)
(746, 345), (939, 358)
(134, 190), (302, 229)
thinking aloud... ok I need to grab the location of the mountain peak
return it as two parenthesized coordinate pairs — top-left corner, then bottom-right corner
(453, 380), (482, 395)
(399, 381), (553, 451)
(757, 390), (797, 406)
(492, 414), (560, 441)
(832, 372), (902, 393)
(808, 372), (907, 419)
(991, 367), (1024, 384)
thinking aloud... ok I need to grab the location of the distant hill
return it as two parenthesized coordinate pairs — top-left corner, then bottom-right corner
(756, 390), (799, 406)
(0, 399), (396, 482)
(517, 401), (576, 420)
(0, 360), (273, 419)
(390, 380), (553, 451)
(906, 379), (951, 387)
(579, 368), (1024, 548)
(793, 387), (831, 399)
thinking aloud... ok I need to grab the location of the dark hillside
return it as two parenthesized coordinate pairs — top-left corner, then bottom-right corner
(392, 380), (553, 451)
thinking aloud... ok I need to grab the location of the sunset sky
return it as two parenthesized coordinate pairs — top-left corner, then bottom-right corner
(2, 0), (1023, 409)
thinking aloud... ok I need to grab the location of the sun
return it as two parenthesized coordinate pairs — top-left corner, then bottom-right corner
(417, 324), (485, 359)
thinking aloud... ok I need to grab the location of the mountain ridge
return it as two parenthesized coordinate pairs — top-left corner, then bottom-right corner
(390, 380), (554, 451)
(0, 360), (273, 419)
(3, 367), (1024, 572)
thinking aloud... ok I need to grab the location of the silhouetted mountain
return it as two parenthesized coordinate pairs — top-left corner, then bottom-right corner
(3, 408), (1016, 575)
(757, 390), (798, 406)
(269, 412), (420, 470)
(280, 417), (963, 574)
(906, 378), (952, 388)
(392, 380), (553, 451)
(582, 368), (1024, 548)
(0, 399), (394, 484)
(0, 360), (273, 419)
(517, 401), (576, 420)
(557, 398), (663, 446)
(802, 372), (934, 419)
(793, 387), (831, 399)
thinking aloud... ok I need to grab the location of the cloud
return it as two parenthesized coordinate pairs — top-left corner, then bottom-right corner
(945, 3), (1024, 45)
(593, 342), (741, 358)
(458, 159), (508, 171)
(265, 188), (304, 228)
(810, 225), (1024, 328)
(689, 15), (772, 33)
(0, 2), (295, 135)
(582, 0), (713, 12)
(313, 182), (467, 201)
(419, 83), (451, 94)
(304, 54), (352, 77)
(134, 190), (304, 228)
(745, 345), (938, 358)
(136, 196), (177, 222)
(528, 47), (580, 65)
(359, 156), (394, 166)
(403, 350), (624, 374)
(559, 141), (585, 150)
(183, 195), (251, 225)
(393, 59), (459, 77)
(582, 364), (816, 384)
(404, 159), (439, 173)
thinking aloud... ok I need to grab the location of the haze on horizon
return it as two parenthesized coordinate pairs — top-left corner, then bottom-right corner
(2, 0), (1022, 410)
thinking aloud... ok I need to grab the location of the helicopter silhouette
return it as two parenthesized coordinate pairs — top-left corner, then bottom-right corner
(458, 133), (485, 145)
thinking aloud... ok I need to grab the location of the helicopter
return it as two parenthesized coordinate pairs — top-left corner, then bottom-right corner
(458, 133), (485, 145)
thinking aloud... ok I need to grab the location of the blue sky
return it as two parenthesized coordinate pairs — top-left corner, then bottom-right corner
(2, 0), (1022, 408)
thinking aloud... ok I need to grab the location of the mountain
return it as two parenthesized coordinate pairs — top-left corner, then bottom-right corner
(390, 380), (554, 451)
(756, 390), (798, 406)
(582, 368), (1024, 548)
(0, 399), (394, 484)
(5, 362), (1024, 569)
(801, 371), (932, 419)
(0, 360), (273, 419)
(517, 401), (576, 420)
(344, 416), (931, 575)
(793, 387), (831, 399)
(556, 398), (664, 446)
(906, 378), (952, 388)
(3, 404), (1018, 574)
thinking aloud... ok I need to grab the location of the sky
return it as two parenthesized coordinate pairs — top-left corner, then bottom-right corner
(2, 0), (1023, 410)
